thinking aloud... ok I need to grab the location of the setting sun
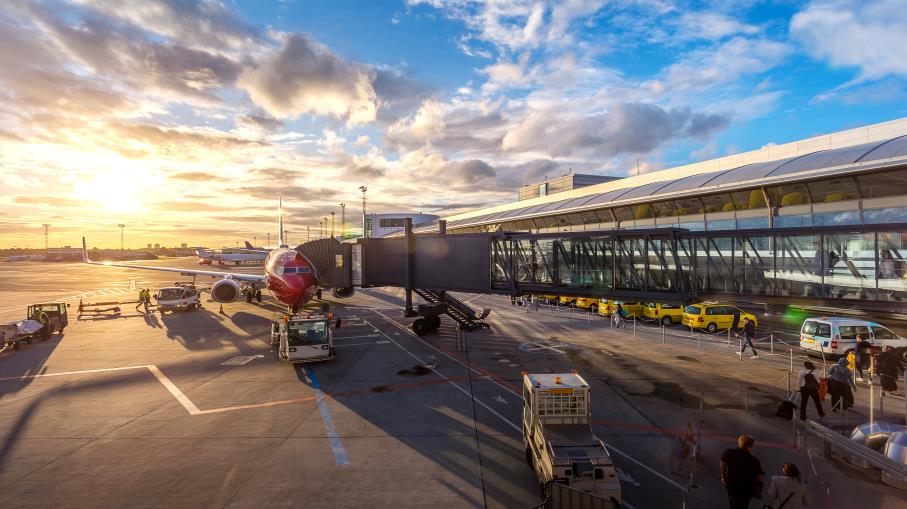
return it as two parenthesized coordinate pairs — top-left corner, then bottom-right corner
(73, 170), (144, 214)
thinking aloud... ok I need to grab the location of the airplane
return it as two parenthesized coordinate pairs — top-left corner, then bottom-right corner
(81, 199), (353, 312)
(195, 247), (267, 266)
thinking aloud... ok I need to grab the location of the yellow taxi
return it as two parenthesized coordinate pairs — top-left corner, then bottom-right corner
(643, 303), (684, 326)
(558, 296), (578, 307)
(596, 300), (644, 318)
(682, 302), (758, 333)
(535, 294), (560, 304)
(571, 298), (602, 313)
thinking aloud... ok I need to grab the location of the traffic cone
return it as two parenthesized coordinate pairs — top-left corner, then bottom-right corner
(219, 304), (224, 314)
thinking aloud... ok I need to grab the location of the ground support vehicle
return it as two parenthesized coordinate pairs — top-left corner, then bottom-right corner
(682, 302), (757, 333)
(643, 303), (684, 326)
(522, 372), (621, 501)
(270, 310), (340, 363)
(77, 299), (123, 318)
(155, 284), (202, 312)
(799, 317), (907, 360)
(1, 303), (67, 350)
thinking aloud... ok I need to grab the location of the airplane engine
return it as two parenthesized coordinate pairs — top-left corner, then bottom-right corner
(332, 287), (356, 299)
(211, 279), (241, 303)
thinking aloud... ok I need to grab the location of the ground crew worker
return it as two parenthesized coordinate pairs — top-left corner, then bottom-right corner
(135, 290), (145, 311)
(143, 289), (152, 312)
(33, 308), (50, 341)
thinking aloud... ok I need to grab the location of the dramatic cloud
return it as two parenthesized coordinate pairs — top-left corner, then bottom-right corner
(791, 0), (907, 79)
(663, 37), (792, 92)
(236, 114), (284, 131)
(239, 34), (379, 124)
(502, 103), (729, 157)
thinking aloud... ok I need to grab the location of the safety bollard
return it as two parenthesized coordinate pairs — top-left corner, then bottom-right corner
(727, 327), (731, 347)
(787, 371), (791, 397)
(739, 338), (743, 361)
(633, 316), (636, 337)
(770, 333), (774, 354)
(744, 384), (749, 411)
(790, 349), (794, 372)
(662, 323), (666, 344)
(879, 387), (884, 420)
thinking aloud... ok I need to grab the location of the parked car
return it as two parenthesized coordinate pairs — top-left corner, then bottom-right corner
(597, 300), (644, 318)
(682, 302), (758, 333)
(643, 303), (684, 326)
(799, 317), (907, 359)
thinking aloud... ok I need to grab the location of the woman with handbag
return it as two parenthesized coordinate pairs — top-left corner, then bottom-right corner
(766, 463), (810, 508)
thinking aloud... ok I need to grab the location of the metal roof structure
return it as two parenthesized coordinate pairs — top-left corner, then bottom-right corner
(415, 118), (907, 233)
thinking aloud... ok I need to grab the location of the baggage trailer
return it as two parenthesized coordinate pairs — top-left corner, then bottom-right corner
(1, 303), (68, 350)
(522, 372), (621, 501)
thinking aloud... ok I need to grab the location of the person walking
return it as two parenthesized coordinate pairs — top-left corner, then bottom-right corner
(612, 303), (624, 328)
(828, 357), (856, 412)
(143, 288), (152, 312)
(797, 361), (825, 421)
(854, 335), (872, 381)
(720, 434), (764, 509)
(736, 317), (758, 359)
(135, 289), (146, 311)
(877, 346), (901, 394)
(767, 463), (810, 509)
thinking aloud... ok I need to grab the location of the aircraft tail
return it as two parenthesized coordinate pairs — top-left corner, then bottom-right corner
(278, 197), (287, 248)
(196, 248), (211, 258)
(244, 241), (255, 250)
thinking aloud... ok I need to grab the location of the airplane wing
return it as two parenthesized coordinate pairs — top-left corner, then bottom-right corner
(82, 238), (266, 283)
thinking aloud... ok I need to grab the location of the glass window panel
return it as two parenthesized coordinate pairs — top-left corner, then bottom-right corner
(674, 197), (704, 216)
(864, 206), (907, 224)
(679, 221), (706, 231)
(877, 231), (907, 301)
(776, 235), (822, 298)
(698, 237), (734, 292)
(857, 136), (907, 161)
(774, 213), (813, 228)
(647, 239), (674, 291)
(735, 236), (773, 295)
(707, 159), (794, 186)
(825, 233), (875, 300)
(737, 216), (770, 229)
(615, 238), (645, 290)
(813, 210), (860, 226)
(767, 143), (877, 177)
(729, 189), (767, 210)
(808, 177), (860, 203)
(699, 193), (734, 214)
(858, 168), (907, 199)
(632, 203), (656, 220)
(612, 207), (634, 223)
(652, 200), (677, 217)
(768, 183), (811, 207)
(707, 218), (735, 231)
(618, 181), (674, 200)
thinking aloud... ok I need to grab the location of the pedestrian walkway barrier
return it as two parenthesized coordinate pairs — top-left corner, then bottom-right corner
(529, 482), (619, 509)
(804, 419), (907, 489)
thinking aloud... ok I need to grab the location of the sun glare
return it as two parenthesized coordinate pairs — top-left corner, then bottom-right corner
(73, 171), (144, 213)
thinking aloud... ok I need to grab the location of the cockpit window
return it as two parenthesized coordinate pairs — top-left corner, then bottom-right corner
(287, 321), (328, 345)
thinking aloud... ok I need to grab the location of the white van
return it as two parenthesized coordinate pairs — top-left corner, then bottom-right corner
(799, 317), (907, 358)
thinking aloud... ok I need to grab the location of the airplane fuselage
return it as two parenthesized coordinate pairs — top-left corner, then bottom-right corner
(264, 248), (317, 311)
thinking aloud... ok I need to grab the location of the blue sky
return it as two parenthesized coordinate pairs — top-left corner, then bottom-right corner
(1, 0), (906, 247)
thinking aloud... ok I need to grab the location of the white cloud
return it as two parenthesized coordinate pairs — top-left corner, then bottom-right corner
(663, 37), (791, 92)
(238, 34), (378, 124)
(791, 0), (907, 79)
(675, 11), (760, 41)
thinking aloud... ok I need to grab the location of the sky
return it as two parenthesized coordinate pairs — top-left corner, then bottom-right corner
(1, 0), (907, 249)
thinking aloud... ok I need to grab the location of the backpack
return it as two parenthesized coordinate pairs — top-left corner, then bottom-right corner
(803, 371), (819, 391)
(724, 454), (752, 490)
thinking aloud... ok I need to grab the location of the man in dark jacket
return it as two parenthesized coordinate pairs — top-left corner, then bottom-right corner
(877, 346), (900, 394)
(736, 317), (758, 359)
(720, 434), (764, 509)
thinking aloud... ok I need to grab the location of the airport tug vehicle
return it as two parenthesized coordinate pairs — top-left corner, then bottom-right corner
(155, 283), (202, 312)
(522, 372), (621, 501)
(1, 303), (68, 350)
(270, 310), (340, 363)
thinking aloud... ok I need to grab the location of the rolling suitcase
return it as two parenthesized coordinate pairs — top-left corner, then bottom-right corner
(775, 392), (799, 420)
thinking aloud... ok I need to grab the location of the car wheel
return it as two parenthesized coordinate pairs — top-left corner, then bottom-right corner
(662, 316), (673, 327)
(706, 322), (718, 333)
(427, 315), (441, 330)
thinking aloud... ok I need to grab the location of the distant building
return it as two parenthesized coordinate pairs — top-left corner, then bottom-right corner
(154, 243), (160, 249)
(46, 247), (82, 261)
(181, 243), (187, 249)
(518, 174), (622, 201)
(364, 213), (440, 238)
(147, 243), (152, 248)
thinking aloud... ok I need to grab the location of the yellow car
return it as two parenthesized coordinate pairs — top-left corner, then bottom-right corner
(535, 294), (560, 304)
(558, 296), (578, 307)
(682, 303), (758, 333)
(643, 303), (684, 326)
(572, 298), (602, 313)
(596, 300), (644, 318)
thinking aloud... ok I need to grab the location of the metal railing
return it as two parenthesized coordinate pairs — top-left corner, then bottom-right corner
(803, 419), (907, 484)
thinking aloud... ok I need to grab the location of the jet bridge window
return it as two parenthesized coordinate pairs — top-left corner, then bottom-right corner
(287, 321), (328, 345)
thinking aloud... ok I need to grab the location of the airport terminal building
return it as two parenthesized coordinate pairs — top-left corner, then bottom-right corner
(412, 118), (907, 310)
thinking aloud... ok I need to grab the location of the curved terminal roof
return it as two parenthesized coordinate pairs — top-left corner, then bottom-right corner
(410, 125), (907, 233)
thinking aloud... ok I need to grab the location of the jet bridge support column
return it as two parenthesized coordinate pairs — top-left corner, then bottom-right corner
(438, 219), (447, 235)
(404, 218), (417, 317)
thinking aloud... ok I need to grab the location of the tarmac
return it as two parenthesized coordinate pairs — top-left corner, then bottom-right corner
(0, 258), (905, 508)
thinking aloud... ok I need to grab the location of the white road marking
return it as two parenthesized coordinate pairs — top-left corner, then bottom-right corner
(146, 365), (202, 415)
(221, 355), (260, 366)
(333, 342), (378, 348)
(333, 334), (382, 340)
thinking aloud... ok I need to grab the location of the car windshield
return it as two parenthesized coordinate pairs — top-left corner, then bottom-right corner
(287, 320), (328, 345)
(871, 326), (898, 340)
(685, 305), (701, 314)
(661, 304), (680, 309)
(158, 289), (182, 300)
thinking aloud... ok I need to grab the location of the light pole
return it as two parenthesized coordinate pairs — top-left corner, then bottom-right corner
(117, 224), (125, 252)
(358, 186), (368, 237)
(307, 226), (310, 242)
(330, 211), (335, 239)
(323, 217), (328, 239)
(319, 220), (324, 239)
(340, 203), (346, 239)
(42, 224), (51, 251)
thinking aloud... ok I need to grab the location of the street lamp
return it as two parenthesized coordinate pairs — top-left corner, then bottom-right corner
(339, 203), (346, 239)
(358, 186), (368, 238)
(330, 211), (335, 239)
(323, 217), (328, 239)
(42, 224), (51, 251)
(117, 224), (126, 252)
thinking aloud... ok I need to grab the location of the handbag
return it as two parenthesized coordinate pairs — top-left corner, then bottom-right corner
(763, 491), (794, 509)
